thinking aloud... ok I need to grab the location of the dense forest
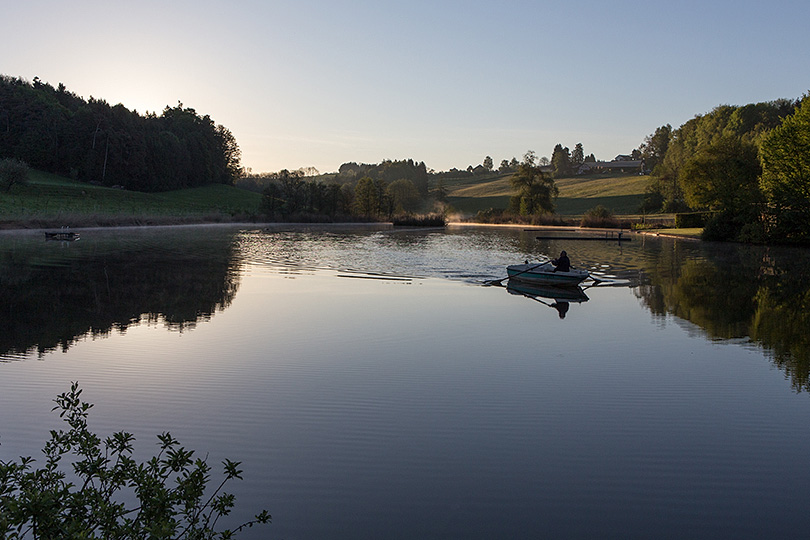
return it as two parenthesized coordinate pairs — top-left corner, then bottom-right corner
(0, 76), (240, 191)
(637, 95), (810, 243)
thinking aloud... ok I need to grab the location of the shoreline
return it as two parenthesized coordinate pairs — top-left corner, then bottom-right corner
(0, 216), (704, 241)
(446, 222), (704, 242)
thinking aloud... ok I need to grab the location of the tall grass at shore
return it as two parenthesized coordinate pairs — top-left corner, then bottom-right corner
(392, 213), (446, 227)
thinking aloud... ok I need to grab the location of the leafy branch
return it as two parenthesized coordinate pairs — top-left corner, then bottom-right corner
(0, 382), (270, 539)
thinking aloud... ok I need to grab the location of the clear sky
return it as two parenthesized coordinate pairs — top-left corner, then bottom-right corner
(3, 0), (808, 174)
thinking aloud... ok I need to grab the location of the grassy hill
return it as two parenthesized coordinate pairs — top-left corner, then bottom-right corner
(445, 172), (649, 217)
(0, 170), (262, 228)
(1, 168), (653, 229)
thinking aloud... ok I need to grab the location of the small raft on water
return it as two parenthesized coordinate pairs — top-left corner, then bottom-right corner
(44, 231), (80, 241)
(506, 261), (589, 287)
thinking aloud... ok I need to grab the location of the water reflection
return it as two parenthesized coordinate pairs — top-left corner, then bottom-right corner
(0, 227), (241, 359)
(633, 239), (810, 389)
(505, 280), (589, 319)
(4, 225), (810, 539)
(2, 225), (809, 378)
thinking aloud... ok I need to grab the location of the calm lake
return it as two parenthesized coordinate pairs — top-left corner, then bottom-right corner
(2, 224), (810, 539)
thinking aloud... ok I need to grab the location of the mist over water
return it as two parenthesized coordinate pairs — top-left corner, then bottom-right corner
(2, 224), (810, 539)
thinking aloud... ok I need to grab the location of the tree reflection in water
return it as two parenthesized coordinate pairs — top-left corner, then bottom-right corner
(3, 226), (809, 393)
(634, 242), (810, 391)
(0, 230), (240, 359)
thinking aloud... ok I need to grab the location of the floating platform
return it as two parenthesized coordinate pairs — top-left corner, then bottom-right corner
(44, 231), (80, 241)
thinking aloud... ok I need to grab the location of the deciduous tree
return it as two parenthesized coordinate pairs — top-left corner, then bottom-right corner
(678, 136), (763, 241)
(509, 151), (557, 215)
(354, 176), (379, 216)
(638, 124), (671, 174)
(759, 95), (810, 242)
(0, 157), (29, 192)
(679, 136), (762, 213)
(386, 178), (420, 213)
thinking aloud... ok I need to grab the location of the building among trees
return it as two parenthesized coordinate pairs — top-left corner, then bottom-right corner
(577, 155), (645, 175)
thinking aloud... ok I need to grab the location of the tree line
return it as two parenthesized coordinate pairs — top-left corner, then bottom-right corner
(637, 96), (809, 243)
(437, 143), (599, 181)
(244, 145), (606, 223)
(0, 75), (241, 192)
(235, 159), (438, 221)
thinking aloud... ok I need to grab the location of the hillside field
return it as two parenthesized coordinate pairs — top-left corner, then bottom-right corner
(444, 172), (650, 216)
(1, 169), (653, 229)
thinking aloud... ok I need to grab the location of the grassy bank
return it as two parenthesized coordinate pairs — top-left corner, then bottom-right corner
(0, 170), (262, 229)
(643, 227), (703, 239)
(2, 169), (676, 233)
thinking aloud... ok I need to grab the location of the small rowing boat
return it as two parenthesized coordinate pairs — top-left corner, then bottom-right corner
(506, 261), (589, 287)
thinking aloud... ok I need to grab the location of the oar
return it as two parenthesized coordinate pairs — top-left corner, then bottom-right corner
(581, 274), (617, 290)
(484, 261), (546, 286)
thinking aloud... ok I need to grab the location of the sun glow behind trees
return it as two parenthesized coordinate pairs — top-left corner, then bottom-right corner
(0, 76), (241, 192)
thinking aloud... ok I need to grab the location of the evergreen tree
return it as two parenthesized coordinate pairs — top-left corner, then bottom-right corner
(571, 143), (584, 168)
(550, 144), (572, 178)
(0, 76), (241, 192)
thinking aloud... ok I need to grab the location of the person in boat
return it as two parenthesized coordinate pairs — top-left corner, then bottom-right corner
(551, 250), (570, 272)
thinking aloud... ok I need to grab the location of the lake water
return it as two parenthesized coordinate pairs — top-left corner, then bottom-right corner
(2, 224), (810, 539)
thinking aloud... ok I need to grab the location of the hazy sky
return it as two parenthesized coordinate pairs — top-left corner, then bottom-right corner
(3, 0), (808, 174)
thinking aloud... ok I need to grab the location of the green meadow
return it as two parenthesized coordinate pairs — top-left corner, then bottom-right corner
(0, 170), (262, 228)
(445, 172), (650, 216)
(1, 168), (656, 229)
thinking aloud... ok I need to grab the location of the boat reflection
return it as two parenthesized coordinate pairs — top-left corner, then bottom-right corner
(506, 279), (589, 319)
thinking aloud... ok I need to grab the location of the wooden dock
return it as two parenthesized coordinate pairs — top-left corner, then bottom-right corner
(535, 233), (631, 241)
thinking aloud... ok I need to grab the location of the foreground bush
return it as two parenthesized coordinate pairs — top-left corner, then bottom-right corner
(0, 158), (29, 192)
(0, 382), (270, 539)
(580, 205), (623, 228)
(472, 208), (567, 226)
